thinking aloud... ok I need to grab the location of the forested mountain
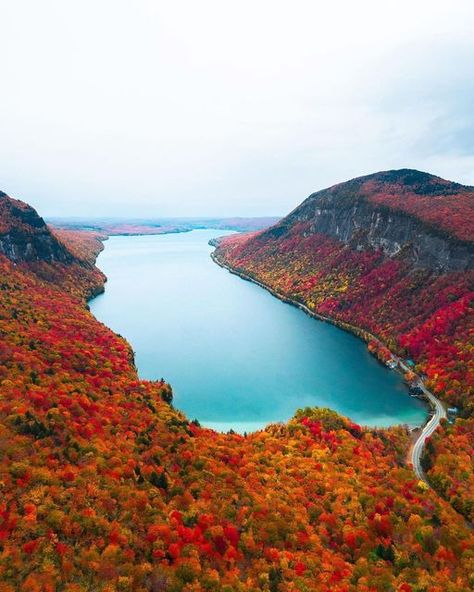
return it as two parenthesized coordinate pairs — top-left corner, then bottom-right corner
(0, 186), (473, 591)
(0, 192), (72, 264)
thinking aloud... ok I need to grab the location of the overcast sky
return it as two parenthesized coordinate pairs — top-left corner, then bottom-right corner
(1, 1), (473, 218)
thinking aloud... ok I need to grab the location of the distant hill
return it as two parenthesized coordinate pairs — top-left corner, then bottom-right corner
(47, 216), (281, 236)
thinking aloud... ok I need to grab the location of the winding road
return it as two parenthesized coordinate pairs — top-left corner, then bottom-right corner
(396, 358), (447, 482)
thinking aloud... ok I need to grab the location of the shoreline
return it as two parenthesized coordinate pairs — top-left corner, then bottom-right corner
(211, 252), (404, 372)
(211, 249), (445, 481)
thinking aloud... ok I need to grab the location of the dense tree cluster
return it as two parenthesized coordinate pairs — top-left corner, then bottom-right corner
(363, 178), (474, 241)
(422, 417), (474, 523)
(51, 229), (107, 266)
(0, 191), (37, 234)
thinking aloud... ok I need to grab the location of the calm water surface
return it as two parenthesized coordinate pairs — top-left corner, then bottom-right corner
(90, 230), (426, 432)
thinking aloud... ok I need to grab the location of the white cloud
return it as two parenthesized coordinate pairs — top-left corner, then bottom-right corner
(1, 0), (473, 216)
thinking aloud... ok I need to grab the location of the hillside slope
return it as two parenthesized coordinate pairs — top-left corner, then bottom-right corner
(0, 192), (72, 264)
(278, 169), (473, 270)
(214, 170), (474, 521)
(0, 192), (105, 299)
(0, 187), (473, 590)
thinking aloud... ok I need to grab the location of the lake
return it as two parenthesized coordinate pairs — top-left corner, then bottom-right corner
(90, 230), (427, 432)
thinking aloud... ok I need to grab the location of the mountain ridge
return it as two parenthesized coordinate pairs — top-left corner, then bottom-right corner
(261, 169), (474, 272)
(0, 192), (73, 264)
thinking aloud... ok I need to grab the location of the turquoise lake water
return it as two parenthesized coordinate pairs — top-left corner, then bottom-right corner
(90, 230), (427, 432)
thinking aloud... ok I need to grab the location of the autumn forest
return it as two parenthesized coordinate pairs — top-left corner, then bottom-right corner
(0, 170), (473, 591)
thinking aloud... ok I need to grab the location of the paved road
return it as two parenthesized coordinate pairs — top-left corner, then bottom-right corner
(397, 359), (446, 482)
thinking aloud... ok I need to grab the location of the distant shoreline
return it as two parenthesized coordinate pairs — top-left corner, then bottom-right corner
(48, 216), (280, 238)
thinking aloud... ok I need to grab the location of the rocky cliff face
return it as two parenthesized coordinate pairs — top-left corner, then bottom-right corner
(266, 170), (474, 273)
(0, 191), (72, 263)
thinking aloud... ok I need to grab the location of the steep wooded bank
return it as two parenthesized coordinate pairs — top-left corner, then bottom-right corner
(51, 228), (107, 266)
(0, 192), (72, 264)
(278, 169), (473, 270)
(214, 169), (474, 523)
(0, 193), (106, 299)
(0, 190), (473, 591)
